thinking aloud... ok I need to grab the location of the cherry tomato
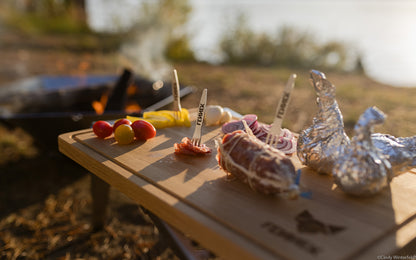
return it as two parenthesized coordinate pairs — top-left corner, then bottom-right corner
(113, 118), (132, 132)
(131, 120), (157, 140)
(114, 124), (135, 144)
(93, 121), (113, 139)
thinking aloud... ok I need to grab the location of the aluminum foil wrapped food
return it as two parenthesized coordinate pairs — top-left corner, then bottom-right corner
(297, 70), (350, 175)
(372, 133), (416, 174)
(333, 107), (392, 196)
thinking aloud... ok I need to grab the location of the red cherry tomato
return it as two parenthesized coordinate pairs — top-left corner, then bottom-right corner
(113, 118), (132, 132)
(131, 120), (156, 140)
(93, 121), (113, 139)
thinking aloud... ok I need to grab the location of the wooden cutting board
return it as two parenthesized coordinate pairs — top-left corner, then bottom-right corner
(59, 111), (416, 260)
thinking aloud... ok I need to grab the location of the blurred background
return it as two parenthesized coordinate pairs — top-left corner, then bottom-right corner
(1, 0), (416, 259)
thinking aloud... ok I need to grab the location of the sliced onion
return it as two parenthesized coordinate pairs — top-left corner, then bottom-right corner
(256, 133), (268, 141)
(242, 114), (257, 126)
(222, 114), (258, 134)
(253, 123), (268, 140)
(259, 123), (271, 132)
(250, 122), (262, 135)
(221, 114), (297, 155)
(222, 120), (244, 134)
(276, 137), (291, 150)
(275, 137), (297, 154)
(280, 128), (294, 138)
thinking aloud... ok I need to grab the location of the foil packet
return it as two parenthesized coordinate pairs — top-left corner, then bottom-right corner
(372, 133), (416, 174)
(297, 70), (350, 175)
(333, 107), (392, 196)
(298, 70), (415, 179)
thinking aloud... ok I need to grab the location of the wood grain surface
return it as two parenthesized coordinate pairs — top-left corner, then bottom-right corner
(58, 111), (416, 260)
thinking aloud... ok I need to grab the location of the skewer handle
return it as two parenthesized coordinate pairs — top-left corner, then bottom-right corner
(267, 74), (296, 141)
(192, 89), (208, 144)
(172, 69), (182, 112)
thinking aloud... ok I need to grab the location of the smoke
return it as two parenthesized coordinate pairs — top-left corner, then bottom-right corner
(119, 0), (191, 81)
(120, 26), (171, 81)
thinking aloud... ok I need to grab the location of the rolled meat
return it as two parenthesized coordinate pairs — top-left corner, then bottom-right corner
(217, 130), (299, 198)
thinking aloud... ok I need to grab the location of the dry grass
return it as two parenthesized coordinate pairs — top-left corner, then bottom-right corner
(175, 63), (416, 138)
(0, 127), (37, 164)
(0, 169), (176, 259)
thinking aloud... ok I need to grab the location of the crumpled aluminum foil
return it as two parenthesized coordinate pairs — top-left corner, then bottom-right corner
(333, 107), (392, 196)
(298, 69), (415, 187)
(297, 70), (350, 175)
(372, 133), (416, 174)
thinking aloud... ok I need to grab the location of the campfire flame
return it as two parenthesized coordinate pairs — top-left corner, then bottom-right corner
(91, 84), (142, 115)
(124, 101), (141, 114)
(91, 91), (109, 115)
(124, 84), (142, 113)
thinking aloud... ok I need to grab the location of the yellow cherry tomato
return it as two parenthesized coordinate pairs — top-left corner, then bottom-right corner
(114, 124), (135, 144)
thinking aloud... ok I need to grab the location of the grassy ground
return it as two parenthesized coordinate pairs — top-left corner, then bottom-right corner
(176, 63), (416, 138)
(1, 30), (416, 259)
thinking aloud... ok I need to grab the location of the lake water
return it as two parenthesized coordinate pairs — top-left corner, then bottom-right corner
(87, 0), (416, 87)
